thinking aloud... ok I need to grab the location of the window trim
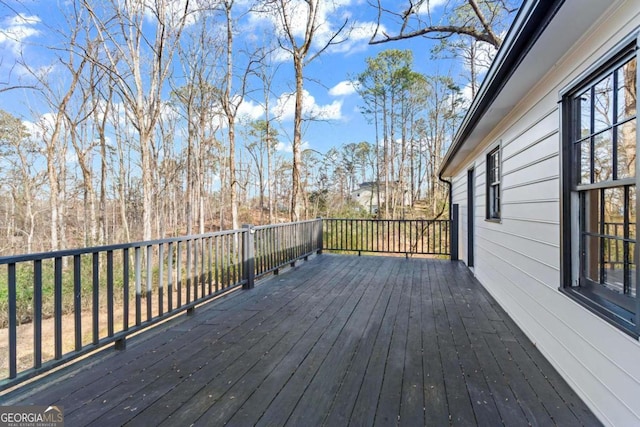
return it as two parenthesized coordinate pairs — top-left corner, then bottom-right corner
(486, 145), (501, 221)
(560, 32), (640, 337)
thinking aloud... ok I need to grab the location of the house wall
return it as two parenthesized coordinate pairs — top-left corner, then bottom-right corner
(352, 188), (378, 214)
(450, 2), (640, 425)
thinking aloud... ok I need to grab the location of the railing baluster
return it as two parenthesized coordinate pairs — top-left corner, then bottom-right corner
(33, 259), (42, 369)
(208, 237), (213, 295)
(186, 239), (192, 304)
(168, 242), (174, 312)
(54, 257), (62, 360)
(135, 247), (142, 326)
(193, 239), (200, 301)
(221, 235), (227, 288)
(8, 263), (17, 378)
(177, 241), (182, 308)
(73, 255), (82, 351)
(107, 250), (114, 337)
(123, 248), (130, 331)
(93, 252), (100, 345)
(193, 239), (199, 301)
(214, 236), (220, 292)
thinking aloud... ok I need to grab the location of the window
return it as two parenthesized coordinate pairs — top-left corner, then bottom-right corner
(561, 38), (638, 335)
(486, 147), (501, 220)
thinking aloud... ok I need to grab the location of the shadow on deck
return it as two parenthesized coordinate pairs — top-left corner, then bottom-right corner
(4, 254), (600, 426)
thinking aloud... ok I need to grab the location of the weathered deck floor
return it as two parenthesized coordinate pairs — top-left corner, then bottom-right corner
(4, 255), (600, 426)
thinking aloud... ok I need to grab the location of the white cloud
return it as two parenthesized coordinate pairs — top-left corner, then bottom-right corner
(274, 90), (343, 122)
(22, 119), (43, 142)
(236, 98), (265, 121)
(0, 14), (41, 54)
(160, 101), (181, 124)
(247, 0), (374, 61)
(275, 140), (310, 153)
(413, 0), (448, 15)
(462, 40), (498, 76)
(320, 20), (380, 56)
(329, 80), (358, 97)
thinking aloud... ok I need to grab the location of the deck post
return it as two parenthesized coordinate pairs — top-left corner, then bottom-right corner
(451, 204), (459, 261)
(115, 337), (126, 350)
(242, 225), (255, 289)
(317, 217), (323, 254)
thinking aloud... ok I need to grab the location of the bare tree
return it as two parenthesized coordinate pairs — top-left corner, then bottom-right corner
(24, 16), (88, 250)
(255, 46), (281, 224)
(219, 0), (256, 230)
(356, 49), (418, 218)
(83, 0), (191, 240)
(0, 110), (42, 253)
(172, 5), (223, 235)
(265, 0), (350, 221)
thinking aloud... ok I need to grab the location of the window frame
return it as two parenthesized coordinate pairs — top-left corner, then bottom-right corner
(486, 146), (501, 221)
(560, 32), (640, 337)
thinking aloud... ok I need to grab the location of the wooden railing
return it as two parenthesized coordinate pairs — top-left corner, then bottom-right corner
(252, 219), (323, 279)
(0, 220), (322, 390)
(322, 217), (454, 257)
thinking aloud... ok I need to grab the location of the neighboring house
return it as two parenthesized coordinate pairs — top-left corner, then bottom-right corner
(351, 182), (380, 214)
(351, 181), (410, 214)
(439, 1), (640, 425)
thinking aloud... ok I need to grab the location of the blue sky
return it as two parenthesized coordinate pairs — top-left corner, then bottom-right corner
(0, 0), (467, 157)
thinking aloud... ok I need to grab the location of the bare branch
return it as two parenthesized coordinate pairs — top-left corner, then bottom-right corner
(370, 24), (500, 47)
(467, 0), (501, 47)
(368, 0), (515, 49)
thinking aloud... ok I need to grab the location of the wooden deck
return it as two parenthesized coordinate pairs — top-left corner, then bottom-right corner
(4, 255), (600, 426)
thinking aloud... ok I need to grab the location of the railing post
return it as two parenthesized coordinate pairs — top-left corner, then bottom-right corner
(317, 217), (323, 254)
(243, 225), (255, 289)
(451, 204), (459, 261)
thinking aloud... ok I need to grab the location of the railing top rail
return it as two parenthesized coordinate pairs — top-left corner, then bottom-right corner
(323, 218), (450, 222)
(0, 229), (247, 265)
(252, 218), (322, 231)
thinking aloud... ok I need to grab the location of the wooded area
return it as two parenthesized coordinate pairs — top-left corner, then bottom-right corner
(0, 0), (519, 256)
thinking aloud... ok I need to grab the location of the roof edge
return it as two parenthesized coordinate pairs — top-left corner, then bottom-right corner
(438, 0), (565, 178)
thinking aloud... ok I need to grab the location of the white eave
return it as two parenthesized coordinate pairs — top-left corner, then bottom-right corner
(439, 0), (616, 178)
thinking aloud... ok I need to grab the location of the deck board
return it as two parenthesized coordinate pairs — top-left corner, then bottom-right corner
(3, 255), (601, 426)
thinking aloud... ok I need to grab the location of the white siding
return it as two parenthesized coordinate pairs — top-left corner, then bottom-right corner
(450, 2), (640, 425)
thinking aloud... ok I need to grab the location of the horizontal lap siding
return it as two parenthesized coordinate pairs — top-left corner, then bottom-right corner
(450, 2), (640, 425)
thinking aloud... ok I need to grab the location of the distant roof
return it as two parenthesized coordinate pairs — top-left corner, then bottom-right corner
(438, 0), (615, 177)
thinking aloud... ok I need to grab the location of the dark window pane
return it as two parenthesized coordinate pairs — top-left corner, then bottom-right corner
(603, 236), (625, 294)
(617, 120), (636, 179)
(594, 74), (614, 132)
(579, 89), (592, 138)
(583, 235), (601, 283)
(579, 139), (591, 184)
(630, 186), (636, 240)
(582, 189), (600, 234)
(617, 57), (637, 123)
(593, 130), (613, 182)
(486, 148), (501, 219)
(603, 187), (625, 233)
(629, 241), (636, 297)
